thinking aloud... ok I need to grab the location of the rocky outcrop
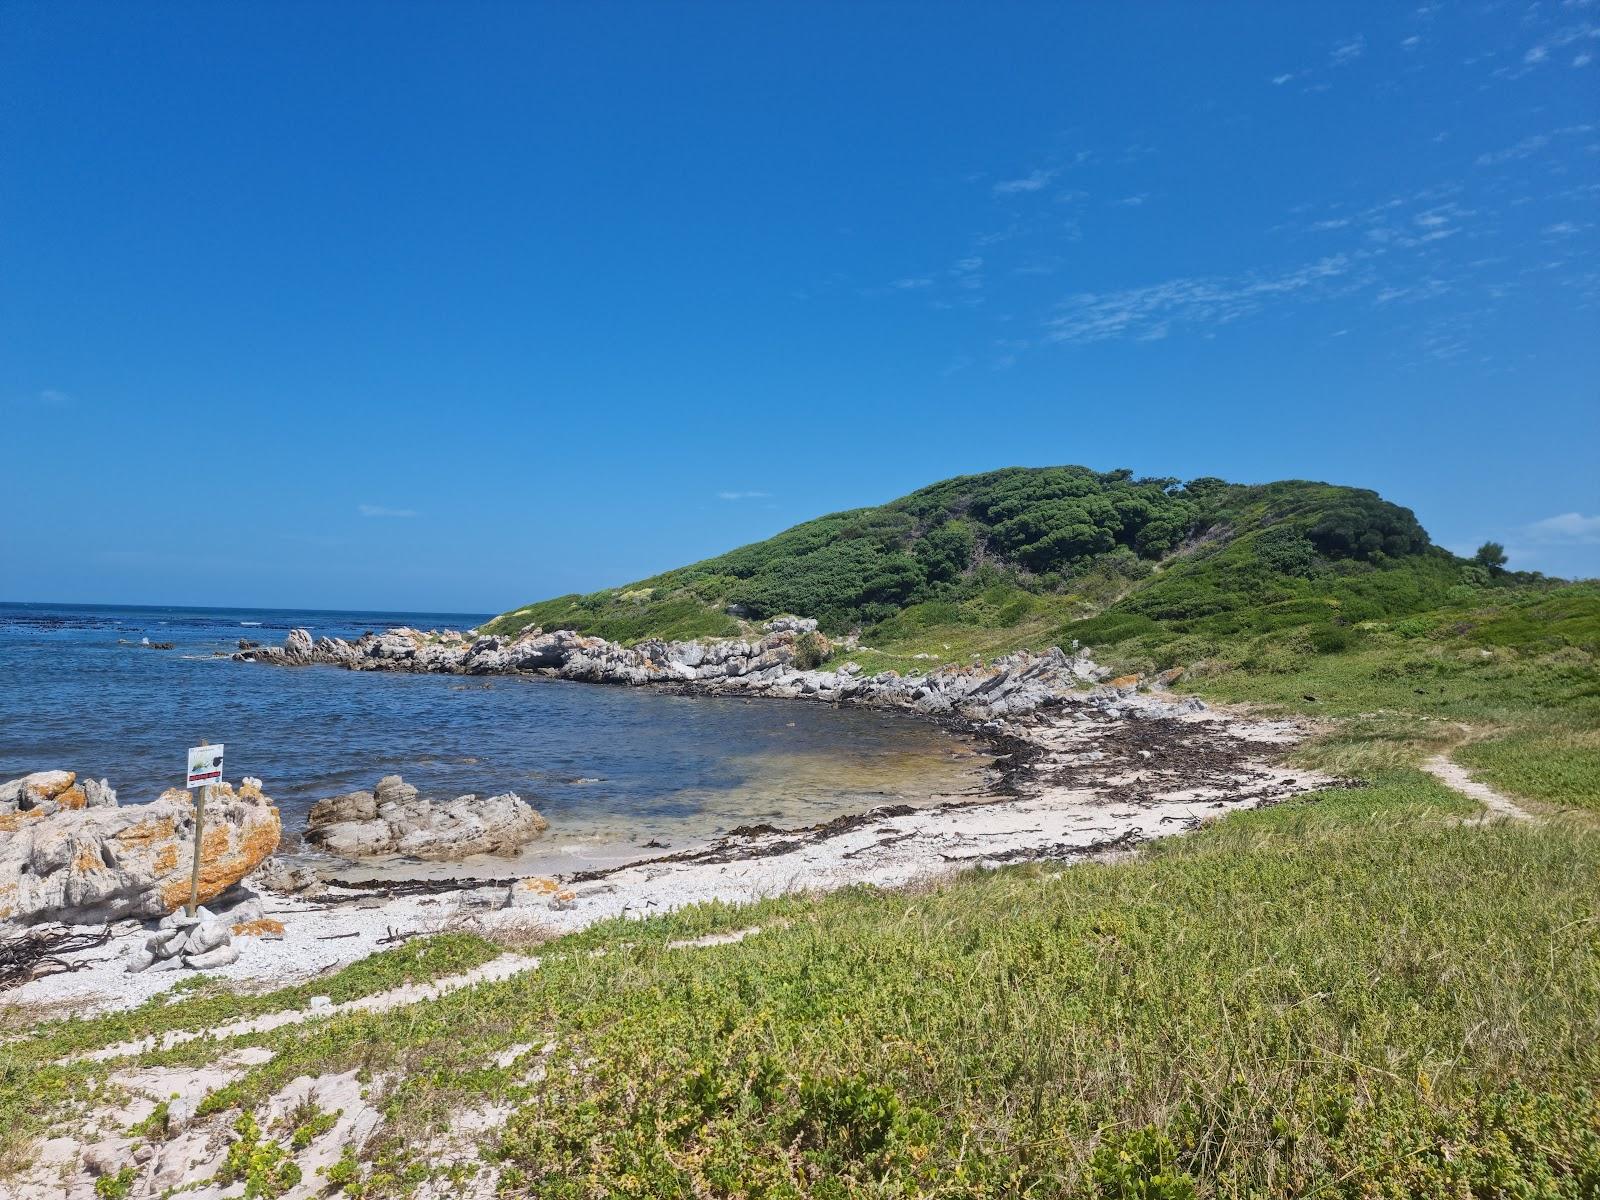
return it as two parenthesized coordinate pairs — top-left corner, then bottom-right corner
(236, 620), (1203, 725)
(0, 770), (116, 818)
(305, 774), (549, 861)
(0, 775), (281, 926)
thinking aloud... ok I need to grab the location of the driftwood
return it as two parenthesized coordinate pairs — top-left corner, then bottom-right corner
(0, 926), (113, 991)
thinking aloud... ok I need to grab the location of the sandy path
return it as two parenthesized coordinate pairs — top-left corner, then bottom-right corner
(1422, 753), (1534, 823)
(79, 951), (540, 1062)
(78, 926), (764, 1064)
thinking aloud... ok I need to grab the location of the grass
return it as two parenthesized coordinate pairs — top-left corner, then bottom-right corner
(826, 584), (1090, 676)
(0, 932), (505, 1174)
(36, 771), (1595, 1198)
(1457, 722), (1600, 814)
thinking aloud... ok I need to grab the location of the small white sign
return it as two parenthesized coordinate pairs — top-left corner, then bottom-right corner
(186, 743), (224, 788)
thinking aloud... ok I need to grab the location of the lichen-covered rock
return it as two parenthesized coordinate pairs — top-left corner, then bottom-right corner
(306, 775), (548, 860)
(0, 775), (281, 926)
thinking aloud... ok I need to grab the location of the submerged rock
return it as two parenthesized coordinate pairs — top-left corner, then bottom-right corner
(305, 774), (549, 861)
(0, 775), (281, 926)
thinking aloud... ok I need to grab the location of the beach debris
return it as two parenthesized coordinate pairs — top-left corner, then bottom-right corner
(0, 924), (112, 990)
(0, 773), (281, 926)
(304, 774), (548, 861)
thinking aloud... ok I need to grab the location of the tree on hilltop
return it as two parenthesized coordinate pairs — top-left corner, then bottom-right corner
(1474, 542), (1508, 573)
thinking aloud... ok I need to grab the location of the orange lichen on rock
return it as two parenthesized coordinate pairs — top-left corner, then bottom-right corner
(201, 826), (231, 859)
(116, 816), (177, 850)
(232, 917), (285, 938)
(22, 771), (75, 804)
(518, 876), (561, 894)
(158, 809), (282, 911)
(2, 770), (281, 923)
(0, 809), (44, 834)
(1108, 674), (1142, 690)
(72, 843), (105, 873)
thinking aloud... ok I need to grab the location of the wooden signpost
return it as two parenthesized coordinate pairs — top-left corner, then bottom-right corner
(185, 743), (224, 917)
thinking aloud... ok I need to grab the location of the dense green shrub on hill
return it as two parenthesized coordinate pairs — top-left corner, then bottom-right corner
(486, 466), (1444, 641)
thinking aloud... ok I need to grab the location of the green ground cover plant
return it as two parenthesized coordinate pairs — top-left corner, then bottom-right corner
(41, 770), (1593, 1198)
(0, 933), (504, 1173)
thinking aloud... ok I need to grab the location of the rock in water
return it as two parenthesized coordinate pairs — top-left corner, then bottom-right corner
(282, 627), (315, 663)
(305, 774), (549, 860)
(0, 775), (281, 926)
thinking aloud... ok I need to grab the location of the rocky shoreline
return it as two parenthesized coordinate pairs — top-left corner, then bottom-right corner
(232, 617), (1205, 725)
(0, 622), (1332, 1013)
(2, 695), (1332, 1016)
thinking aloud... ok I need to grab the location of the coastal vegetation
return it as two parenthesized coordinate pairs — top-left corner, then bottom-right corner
(3, 465), (1596, 1195)
(481, 467), (1446, 646)
(3, 775), (1594, 1196)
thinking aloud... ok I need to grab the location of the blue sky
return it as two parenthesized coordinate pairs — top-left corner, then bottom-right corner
(3, 1), (1596, 611)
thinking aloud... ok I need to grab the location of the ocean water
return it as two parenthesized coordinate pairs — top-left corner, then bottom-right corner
(0, 603), (989, 866)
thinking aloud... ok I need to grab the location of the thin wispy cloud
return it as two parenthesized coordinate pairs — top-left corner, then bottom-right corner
(1114, 193), (1149, 207)
(1475, 124), (1594, 166)
(992, 169), (1057, 196)
(1526, 513), (1600, 544)
(358, 504), (418, 518)
(952, 255), (984, 293)
(1520, 21), (1599, 70)
(716, 490), (772, 501)
(1043, 255), (1354, 345)
(1330, 35), (1366, 66)
(6, 388), (73, 408)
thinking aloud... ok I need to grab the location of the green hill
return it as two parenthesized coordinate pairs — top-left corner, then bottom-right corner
(485, 465), (1600, 814)
(485, 465), (1459, 654)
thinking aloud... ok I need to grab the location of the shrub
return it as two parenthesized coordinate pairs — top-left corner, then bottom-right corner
(1087, 1126), (1199, 1200)
(792, 631), (828, 670)
(218, 1112), (301, 1198)
(1253, 526), (1318, 576)
(1309, 623), (1356, 654)
(1306, 491), (1429, 561)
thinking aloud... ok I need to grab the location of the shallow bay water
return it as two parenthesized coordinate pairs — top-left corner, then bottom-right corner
(0, 603), (991, 868)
